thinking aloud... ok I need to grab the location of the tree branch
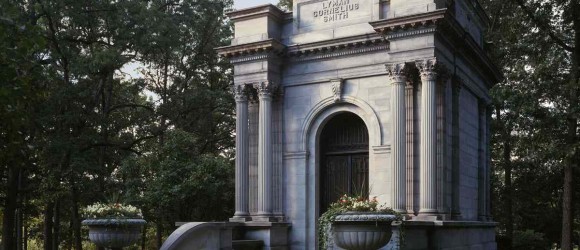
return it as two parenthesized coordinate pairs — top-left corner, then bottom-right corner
(513, 0), (574, 52)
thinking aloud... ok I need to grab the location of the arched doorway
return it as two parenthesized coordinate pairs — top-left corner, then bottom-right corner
(319, 112), (369, 214)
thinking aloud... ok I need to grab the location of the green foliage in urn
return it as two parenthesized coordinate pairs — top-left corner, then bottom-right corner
(82, 203), (143, 219)
(318, 195), (402, 250)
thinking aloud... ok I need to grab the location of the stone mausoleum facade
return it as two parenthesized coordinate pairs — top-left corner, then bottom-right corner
(162, 0), (500, 249)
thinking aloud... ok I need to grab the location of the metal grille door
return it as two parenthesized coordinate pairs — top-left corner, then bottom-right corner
(319, 113), (369, 214)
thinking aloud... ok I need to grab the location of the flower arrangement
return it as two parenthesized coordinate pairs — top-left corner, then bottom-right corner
(318, 194), (402, 249)
(82, 202), (142, 219)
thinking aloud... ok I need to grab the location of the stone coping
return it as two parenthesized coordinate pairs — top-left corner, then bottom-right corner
(402, 220), (498, 228)
(175, 221), (291, 228)
(175, 220), (495, 229)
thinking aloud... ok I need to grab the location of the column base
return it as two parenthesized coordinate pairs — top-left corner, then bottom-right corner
(451, 211), (462, 220)
(252, 216), (279, 222)
(394, 208), (407, 214)
(416, 208), (441, 221)
(414, 214), (440, 221)
(230, 216), (252, 222)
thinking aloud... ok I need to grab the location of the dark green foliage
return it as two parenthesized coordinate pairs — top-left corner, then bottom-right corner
(277, 0), (293, 11)
(482, 0), (579, 248)
(1, 0), (234, 248)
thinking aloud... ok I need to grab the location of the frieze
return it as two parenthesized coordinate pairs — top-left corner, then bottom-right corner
(297, 0), (371, 28)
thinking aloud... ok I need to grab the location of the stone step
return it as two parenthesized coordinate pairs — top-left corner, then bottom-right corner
(232, 239), (264, 250)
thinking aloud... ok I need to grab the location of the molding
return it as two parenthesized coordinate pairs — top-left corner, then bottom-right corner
(216, 39), (287, 59)
(226, 4), (287, 22)
(369, 9), (447, 33)
(283, 151), (309, 159)
(289, 43), (389, 62)
(287, 33), (386, 56)
(435, 17), (502, 86)
(230, 52), (277, 64)
(372, 145), (392, 154)
(369, 9), (502, 85)
(300, 96), (383, 151)
(384, 27), (437, 40)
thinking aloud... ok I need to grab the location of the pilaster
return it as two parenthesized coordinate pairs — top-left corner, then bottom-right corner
(451, 77), (462, 220)
(477, 99), (489, 221)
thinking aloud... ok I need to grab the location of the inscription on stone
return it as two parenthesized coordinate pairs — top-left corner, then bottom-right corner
(298, 0), (370, 29)
(312, 0), (360, 23)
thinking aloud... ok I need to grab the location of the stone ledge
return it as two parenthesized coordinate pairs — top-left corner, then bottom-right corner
(402, 220), (498, 228)
(240, 221), (292, 228)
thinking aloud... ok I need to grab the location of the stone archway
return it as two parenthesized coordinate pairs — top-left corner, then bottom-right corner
(318, 112), (369, 214)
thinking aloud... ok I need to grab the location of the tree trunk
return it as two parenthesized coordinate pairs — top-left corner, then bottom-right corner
(52, 200), (60, 250)
(2, 166), (18, 250)
(496, 106), (513, 249)
(561, 162), (573, 250)
(156, 222), (163, 249)
(70, 178), (82, 250)
(44, 202), (54, 250)
(562, 1), (579, 249)
(504, 136), (513, 249)
(23, 220), (28, 250)
(141, 223), (147, 250)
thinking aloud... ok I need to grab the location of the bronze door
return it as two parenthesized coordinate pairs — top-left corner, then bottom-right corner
(319, 113), (369, 214)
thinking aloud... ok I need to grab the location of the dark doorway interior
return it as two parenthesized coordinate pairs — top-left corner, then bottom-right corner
(319, 112), (369, 215)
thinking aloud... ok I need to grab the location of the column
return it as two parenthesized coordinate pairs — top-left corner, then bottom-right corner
(386, 63), (407, 213)
(255, 81), (275, 220)
(416, 58), (438, 216)
(232, 85), (251, 221)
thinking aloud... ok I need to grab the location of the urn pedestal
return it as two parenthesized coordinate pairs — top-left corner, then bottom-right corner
(332, 213), (397, 250)
(82, 218), (146, 250)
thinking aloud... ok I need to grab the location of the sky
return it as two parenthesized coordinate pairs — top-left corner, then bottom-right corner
(233, 0), (278, 10)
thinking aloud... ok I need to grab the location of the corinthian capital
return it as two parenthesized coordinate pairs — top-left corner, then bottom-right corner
(385, 63), (407, 84)
(253, 81), (277, 98)
(415, 58), (437, 80)
(234, 84), (248, 102)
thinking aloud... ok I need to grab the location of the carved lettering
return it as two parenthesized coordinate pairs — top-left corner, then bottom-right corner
(313, 0), (360, 23)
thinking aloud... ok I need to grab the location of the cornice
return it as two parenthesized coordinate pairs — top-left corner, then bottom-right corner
(437, 15), (502, 85)
(369, 8), (501, 86)
(226, 4), (287, 23)
(216, 39), (287, 59)
(286, 33), (388, 61)
(369, 9), (448, 33)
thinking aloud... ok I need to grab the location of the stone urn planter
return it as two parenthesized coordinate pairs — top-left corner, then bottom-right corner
(332, 212), (397, 250)
(82, 218), (146, 250)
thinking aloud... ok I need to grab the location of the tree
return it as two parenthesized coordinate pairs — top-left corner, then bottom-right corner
(1, 2), (48, 249)
(1, 0), (235, 249)
(482, 0), (579, 248)
(277, 0), (293, 11)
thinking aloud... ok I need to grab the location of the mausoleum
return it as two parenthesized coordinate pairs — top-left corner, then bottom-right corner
(161, 0), (500, 249)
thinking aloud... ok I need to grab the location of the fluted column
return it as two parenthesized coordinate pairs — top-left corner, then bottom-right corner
(232, 85), (251, 221)
(255, 82), (275, 220)
(386, 63), (407, 213)
(417, 58), (438, 215)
